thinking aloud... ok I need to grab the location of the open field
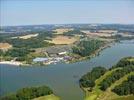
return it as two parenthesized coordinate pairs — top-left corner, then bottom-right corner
(81, 30), (113, 37)
(11, 33), (38, 39)
(85, 94), (97, 100)
(32, 94), (60, 100)
(98, 30), (117, 33)
(0, 43), (12, 50)
(53, 28), (74, 34)
(46, 35), (77, 44)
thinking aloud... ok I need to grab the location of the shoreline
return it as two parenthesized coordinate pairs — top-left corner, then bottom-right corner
(0, 61), (25, 66)
(0, 42), (113, 66)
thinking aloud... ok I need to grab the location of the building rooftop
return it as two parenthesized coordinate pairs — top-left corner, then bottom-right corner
(33, 57), (48, 62)
(45, 45), (72, 54)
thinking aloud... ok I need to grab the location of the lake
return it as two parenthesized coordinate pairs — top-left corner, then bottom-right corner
(0, 40), (134, 100)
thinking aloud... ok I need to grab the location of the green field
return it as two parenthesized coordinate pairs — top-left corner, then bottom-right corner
(32, 94), (60, 100)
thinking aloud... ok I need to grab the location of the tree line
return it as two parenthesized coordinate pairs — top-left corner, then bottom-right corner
(1, 85), (53, 100)
(115, 57), (134, 68)
(112, 75), (134, 95)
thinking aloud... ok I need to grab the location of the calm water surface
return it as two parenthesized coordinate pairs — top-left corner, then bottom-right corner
(0, 40), (134, 100)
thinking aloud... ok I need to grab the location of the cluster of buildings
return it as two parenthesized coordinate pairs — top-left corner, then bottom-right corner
(33, 45), (72, 65)
(33, 56), (71, 65)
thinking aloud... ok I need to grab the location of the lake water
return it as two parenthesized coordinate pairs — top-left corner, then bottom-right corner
(0, 40), (134, 100)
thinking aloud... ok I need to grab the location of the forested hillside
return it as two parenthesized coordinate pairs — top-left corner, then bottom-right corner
(79, 57), (134, 100)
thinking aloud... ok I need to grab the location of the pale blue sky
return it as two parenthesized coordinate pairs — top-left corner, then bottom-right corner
(1, 0), (134, 26)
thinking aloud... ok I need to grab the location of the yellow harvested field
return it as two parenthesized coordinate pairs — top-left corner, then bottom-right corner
(0, 43), (12, 50)
(98, 30), (117, 33)
(53, 28), (74, 34)
(81, 30), (112, 37)
(11, 33), (38, 39)
(46, 36), (77, 44)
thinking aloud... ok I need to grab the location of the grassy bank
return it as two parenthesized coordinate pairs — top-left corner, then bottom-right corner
(33, 94), (60, 100)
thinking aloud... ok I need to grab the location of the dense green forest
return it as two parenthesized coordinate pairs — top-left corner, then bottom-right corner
(115, 57), (134, 68)
(112, 75), (134, 95)
(5, 48), (32, 57)
(1, 85), (53, 100)
(79, 67), (107, 88)
(72, 39), (105, 57)
(6, 38), (53, 48)
(0, 48), (34, 61)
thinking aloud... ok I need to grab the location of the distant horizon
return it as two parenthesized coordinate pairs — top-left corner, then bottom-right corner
(1, 22), (134, 27)
(1, 0), (134, 26)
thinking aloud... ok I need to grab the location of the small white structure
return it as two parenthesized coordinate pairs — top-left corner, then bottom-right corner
(58, 51), (67, 55)
(33, 57), (48, 62)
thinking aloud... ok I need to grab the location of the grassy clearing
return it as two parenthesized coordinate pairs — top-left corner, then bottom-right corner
(85, 94), (97, 100)
(32, 94), (60, 100)
(53, 28), (73, 34)
(11, 34), (38, 39)
(0, 43), (12, 50)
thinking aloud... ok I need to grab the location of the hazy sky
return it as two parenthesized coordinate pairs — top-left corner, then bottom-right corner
(1, 0), (134, 26)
